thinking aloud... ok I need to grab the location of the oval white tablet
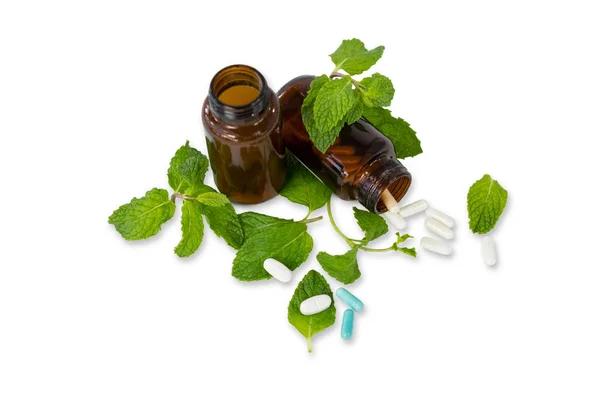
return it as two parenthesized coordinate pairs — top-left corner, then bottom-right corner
(263, 258), (292, 283)
(425, 218), (454, 240)
(481, 236), (497, 266)
(420, 236), (452, 255)
(384, 211), (407, 230)
(300, 294), (332, 316)
(425, 208), (455, 228)
(399, 199), (428, 218)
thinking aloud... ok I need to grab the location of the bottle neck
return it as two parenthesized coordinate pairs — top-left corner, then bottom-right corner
(208, 64), (270, 123)
(358, 157), (412, 213)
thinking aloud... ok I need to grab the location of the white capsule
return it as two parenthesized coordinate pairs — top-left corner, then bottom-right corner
(420, 236), (452, 255)
(263, 258), (292, 283)
(300, 294), (332, 316)
(425, 207), (455, 228)
(425, 217), (454, 240)
(399, 199), (429, 218)
(381, 189), (400, 214)
(481, 236), (497, 266)
(384, 211), (407, 230)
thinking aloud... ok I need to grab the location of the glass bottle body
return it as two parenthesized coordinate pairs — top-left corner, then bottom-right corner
(278, 75), (411, 213)
(202, 65), (286, 204)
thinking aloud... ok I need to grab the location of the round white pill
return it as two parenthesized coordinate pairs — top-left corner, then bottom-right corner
(399, 199), (428, 218)
(425, 207), (455, 228)
(263, 258), (292, 283)
(300, 294), (332, 316)
(420, 236), (452, 255)
(425, 217), (454, 240)
(384, 211), (407, 230)
(481, 236), (497, 266)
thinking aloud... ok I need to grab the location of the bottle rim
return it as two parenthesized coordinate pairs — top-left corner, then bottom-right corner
(208, 64), (269, 122)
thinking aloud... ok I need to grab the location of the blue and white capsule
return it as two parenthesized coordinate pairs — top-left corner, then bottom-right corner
(336, 288), (364, 312)
(341, 309), (355, 340)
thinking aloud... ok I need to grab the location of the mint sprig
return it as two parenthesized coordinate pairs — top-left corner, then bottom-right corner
(302, 38), (423, 158)
(108, 141), (244, 257)
(317, 201), (416, 284)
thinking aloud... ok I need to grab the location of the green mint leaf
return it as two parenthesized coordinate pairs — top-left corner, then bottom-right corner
(288, 270), (336, 353)
(353, 206), (388, 241)
(239, 212), (294, 239)
(312, 75), (356, 151)
(301, 74), (330, 143)
(178, 156), (209, 196)
(330, 38), (385, 75)
(391, 233), (417, 257)
(195, 192), (229, 207)
(362, 107), (422, 159)
(279, 153), (331, 213)
(345, 92), (364, 125)
(359, 73), (395, 108)
(232, 222), (313, 281)
(198, 202), (244, 249)
(108, 188), (176, 240)
(175, 200), (204, 257)
(317, 247), (361, 285)
(467, 174), (508, 234)
(167, 141), (208, 192)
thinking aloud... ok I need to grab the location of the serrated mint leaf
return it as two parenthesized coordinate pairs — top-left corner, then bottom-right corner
(196, 192), (229, 207)
(167, 141), (207, 192)
(353, 207), (388, 241)
(359, 73), (395, 108)
(198, 202), (244, 249)
(391, 233), (417, 257)
(288, 270), (336, 353)
(317, 247), (361, 285)
(313, 75), (355, 143)
(108, 188), (175, 240)
(362, 107), (422, 159)
(345, 91), (364, 125)
(239, 212), (294, 239)
(175, 200), (204, 257)
(279, 153), (331, 213)
(232, 222), (313, 281)
(301, 75), (330, 142)
(330, 39), (385, 76)
(178, 156), (209, 196)
(467, 174), (508, 234)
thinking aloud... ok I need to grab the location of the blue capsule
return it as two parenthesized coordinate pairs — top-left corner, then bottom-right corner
(341, 309), (355, 340)
(336, 288), (364, 312)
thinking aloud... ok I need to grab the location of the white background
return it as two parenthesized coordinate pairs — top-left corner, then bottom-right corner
(1, 0), (599, 398)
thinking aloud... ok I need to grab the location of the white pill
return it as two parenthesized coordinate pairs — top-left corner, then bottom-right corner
(420, 237), (452, 255)
(263, 258), (292, 283)
(425, 207), (455, 228)
(300, 294), (332, 316)
(399, 199), (428, 218)
(384, 211), (407, 230)
(481, 236), (497, 266)
(425, 218), (454, 240)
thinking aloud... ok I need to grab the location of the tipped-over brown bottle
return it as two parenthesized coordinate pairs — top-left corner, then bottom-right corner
(202, 65), (286, 204)
(278, 75), (412, 214)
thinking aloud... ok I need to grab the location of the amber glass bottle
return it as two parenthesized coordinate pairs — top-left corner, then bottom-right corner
(202, 65), (286, 204)
(278, 75), (412, 214)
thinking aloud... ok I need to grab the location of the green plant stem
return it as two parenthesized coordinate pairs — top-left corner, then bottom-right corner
(301, 216), (323, 224)
(358, 244), (395, 253)
(327, 199), (361, 247)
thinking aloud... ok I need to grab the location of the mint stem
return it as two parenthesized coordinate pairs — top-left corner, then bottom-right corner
(302, 216), (323, 224)
(327, 199), (360, 247)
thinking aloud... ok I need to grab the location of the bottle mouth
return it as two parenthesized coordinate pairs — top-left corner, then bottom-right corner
(376, 175), (411, 212)
(208, 64), (269, 122)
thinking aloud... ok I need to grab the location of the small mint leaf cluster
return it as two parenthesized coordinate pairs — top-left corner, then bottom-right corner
(301, 38), (422, 158)
(108, 141), (244, 257)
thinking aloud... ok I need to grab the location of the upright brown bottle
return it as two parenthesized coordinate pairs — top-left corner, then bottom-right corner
(202, 65), (286, 204)
(278, 75), (412, 214)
